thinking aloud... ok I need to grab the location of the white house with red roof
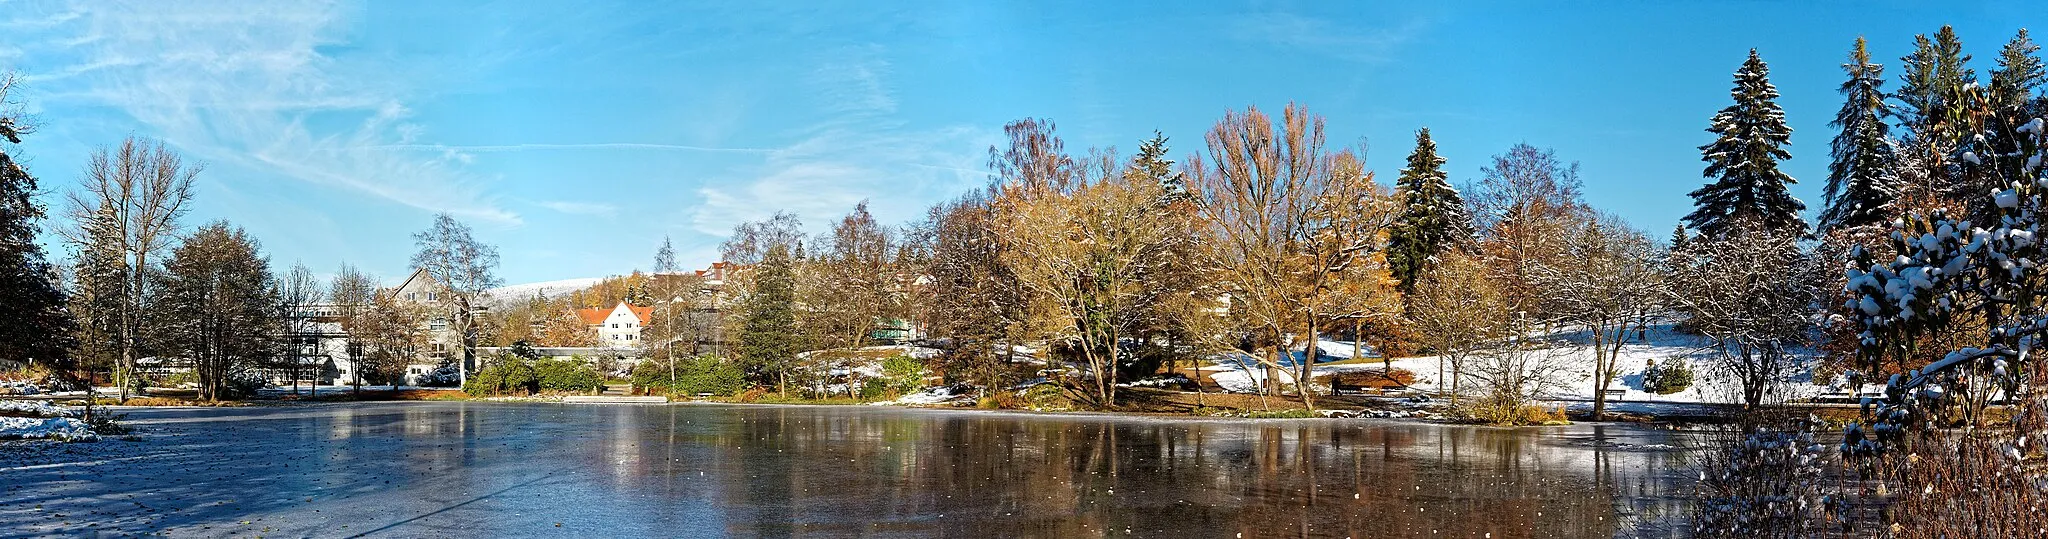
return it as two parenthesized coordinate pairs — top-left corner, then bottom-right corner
(576, 301), (653, 346)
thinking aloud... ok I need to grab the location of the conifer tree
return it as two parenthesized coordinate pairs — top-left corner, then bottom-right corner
(1895, 26), (1976, 148)
(1990, 29), (2045, 112)
(652, 236), (677, 274)
(1685, 49), (1806, 238)
(1386, 127), (1470, 292)
(0, 75), (73, 367)
(1669, 224), (1690, 252)
(737, 244), (799, 394)
(1821, 37), (1901, 233)
(1128, 131), (1187, 199)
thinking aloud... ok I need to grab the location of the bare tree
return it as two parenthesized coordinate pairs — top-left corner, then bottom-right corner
(915, 193), (1027, 392)
(354, 289), (427, 389)
(410, 213), (501, 383)
(720, 211), (805, 266)
(64, 137), (199, 402)
(806, 201), (898, 350)
(277, 262), (324, 396)
(329, 264), (376, 394)
(1668, 226), (1819, 409)
(1188, 103), (1395, 410)
(1407, 250), (1507, 403)
(1460, 318), (1576, 424)
(1530, 213), (1663, 419)
(994, 142), (1193, 406)
(1469, 143), (1589, 323)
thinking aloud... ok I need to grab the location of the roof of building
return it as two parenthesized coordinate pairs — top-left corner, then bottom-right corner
(575, 301), (653, 326)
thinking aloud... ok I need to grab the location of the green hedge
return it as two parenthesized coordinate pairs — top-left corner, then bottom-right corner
(465, 358), (605, 396)
(631, 356), (746, 397)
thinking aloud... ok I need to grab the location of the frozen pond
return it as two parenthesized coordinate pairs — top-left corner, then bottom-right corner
(0, 402), (1695, 537)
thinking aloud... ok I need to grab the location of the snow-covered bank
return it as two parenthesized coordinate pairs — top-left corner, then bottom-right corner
(1205, 324), (1835, 408)
(0, 400), (97, 441)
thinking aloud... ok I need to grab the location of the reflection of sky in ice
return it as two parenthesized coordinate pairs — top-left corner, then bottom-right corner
(0, 403), (1695, 537)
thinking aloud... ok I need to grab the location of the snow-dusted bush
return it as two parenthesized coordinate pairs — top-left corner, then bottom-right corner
(1692, 423), (1840, 538)
(1642, 358), (1695, 394)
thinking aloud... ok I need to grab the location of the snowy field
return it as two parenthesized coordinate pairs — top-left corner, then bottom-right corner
(1205, 324), (1836, 407)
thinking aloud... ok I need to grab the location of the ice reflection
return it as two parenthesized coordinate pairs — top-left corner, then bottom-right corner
(10, 403), (1694, 538)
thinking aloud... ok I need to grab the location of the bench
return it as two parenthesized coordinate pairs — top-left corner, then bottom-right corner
(1601, 389), (1627, 399)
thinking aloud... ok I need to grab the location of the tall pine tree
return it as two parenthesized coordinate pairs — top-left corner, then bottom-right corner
(1990, 29), (2045, 112)
(1685, 49), (1806, 238)
(1820, 37), (1900, 233)
(1895, 25), (1976, 146)
(737, 244), (799, 394)
(1386, 127), (1470, 292)
(0, 77), (74, 368)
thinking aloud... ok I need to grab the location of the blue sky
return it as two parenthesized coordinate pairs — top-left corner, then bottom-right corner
(0, 1), (2037, 286)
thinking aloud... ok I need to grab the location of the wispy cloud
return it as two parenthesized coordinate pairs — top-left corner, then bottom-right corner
(686, 44), (993, 238)
(1228, 12), (1429, 63)
(13, 0), (521, 225)
(535, 200), (617, 217)
(369, 142), (776, 154)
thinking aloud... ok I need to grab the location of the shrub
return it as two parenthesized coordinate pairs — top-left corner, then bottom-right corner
(220, 371), (267, 399)
(879, 355), (928, 395)
(1642, 358), (1695, 395)
(163, 370), (198, 388)
(417, 365), (463, 387)
(464, 357), (539, 396)
(1457, 395), (1569, 425)
(1023, 383), (1073, 411)
(534, 359), (603, 393)
(859, 378), (888, 400)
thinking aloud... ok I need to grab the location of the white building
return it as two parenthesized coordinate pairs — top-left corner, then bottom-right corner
(577, 301), (652, 346)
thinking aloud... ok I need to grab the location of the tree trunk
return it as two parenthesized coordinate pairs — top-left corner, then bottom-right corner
(1298, 321), (1317, 411)
(1590, 325), (1608, 421)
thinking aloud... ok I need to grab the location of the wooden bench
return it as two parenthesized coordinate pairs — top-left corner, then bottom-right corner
(1601, 389), (1627, 399)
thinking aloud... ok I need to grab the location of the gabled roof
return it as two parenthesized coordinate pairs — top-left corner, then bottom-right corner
(575, 301), (653, 326)
(625, 304), (652, 325)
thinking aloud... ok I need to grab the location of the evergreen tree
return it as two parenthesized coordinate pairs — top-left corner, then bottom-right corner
(1128, 131), (1187, 199)
(1990, 29), (2045, 112)
(652, 236), (677, 274)
(0, 98), (73, 367)
(737, 244), (799, 393)
(1685, 49), (1806, 238)
(1895, 26), (1976, 147)
(68, 206), (126, 388)
(1386, 127), (1470, 292)
(1820, 37), (1901, 232)
(1669, 224), (1690, 252)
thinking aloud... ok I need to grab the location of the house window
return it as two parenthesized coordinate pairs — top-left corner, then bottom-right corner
(406, 292), (416, 301)
(427, 292), (438, 301)
(429, 318), (449, 330)
(432, 342), (447, 353)
(611, 323), (619, 329)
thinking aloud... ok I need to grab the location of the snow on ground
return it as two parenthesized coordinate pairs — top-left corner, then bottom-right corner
(484, 277), (605, 306)
(256, 385), (443, 396)
(0, 400), (73, 417)
(1205, 324), (1837, 407)
(1, 380), (41, 395)
(869, 385), (974, 406)
(0, 399), (96, 441)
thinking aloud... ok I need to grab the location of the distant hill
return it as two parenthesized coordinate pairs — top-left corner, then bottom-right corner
(485, 277), (604, 306)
